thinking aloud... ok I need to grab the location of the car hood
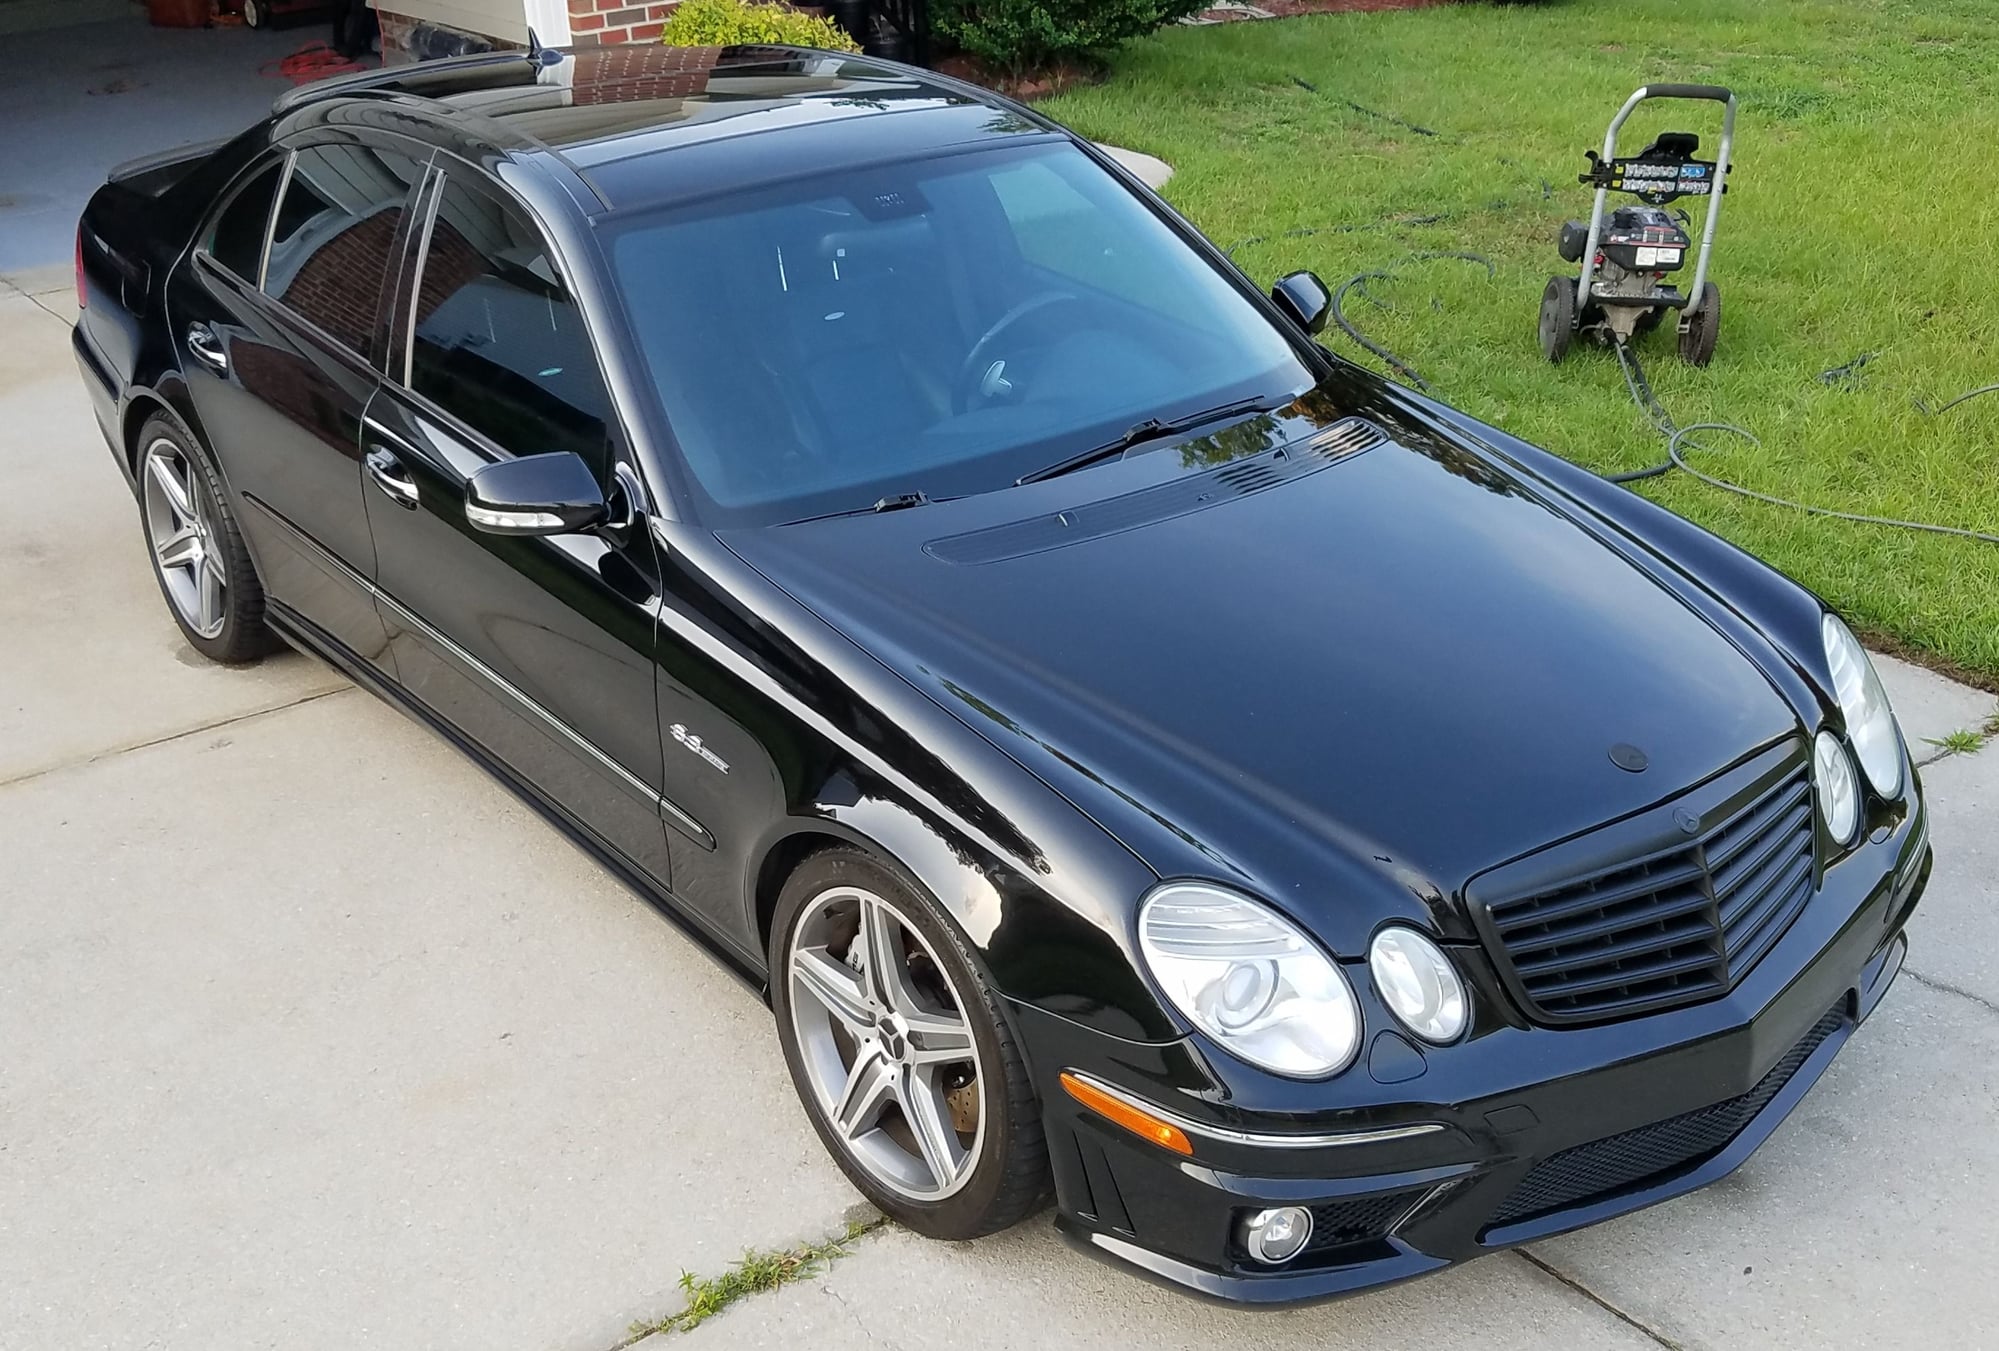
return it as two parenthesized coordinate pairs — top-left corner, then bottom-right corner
(719, 388), (1801, 951)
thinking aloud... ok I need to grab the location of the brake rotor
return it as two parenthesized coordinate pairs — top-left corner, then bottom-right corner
(946, 1077), (980, 1134)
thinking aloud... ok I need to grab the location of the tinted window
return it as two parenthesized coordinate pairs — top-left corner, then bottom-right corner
(406, 177), (612, 478)
(205, 161), (283, 283)
(987, 157), (1208, 330)
(606, 142), (1310, 526)
(264, 143), (428, 357)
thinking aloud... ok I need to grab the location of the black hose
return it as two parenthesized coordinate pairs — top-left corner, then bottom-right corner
(1918, 383), (1999, 415)
(1327, 251), (1497, 392)
(1665, 422), (1999, 545)
(1324, 260), (1999, 546)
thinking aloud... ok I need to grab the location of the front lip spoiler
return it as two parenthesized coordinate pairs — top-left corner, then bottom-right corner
(1060, 1069), (1448, 1151)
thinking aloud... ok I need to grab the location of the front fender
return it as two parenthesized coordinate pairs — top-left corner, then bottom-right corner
(749, 792), (1180, 1045)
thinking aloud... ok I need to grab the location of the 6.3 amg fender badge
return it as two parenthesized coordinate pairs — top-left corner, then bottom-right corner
(669, 723), (730, 774)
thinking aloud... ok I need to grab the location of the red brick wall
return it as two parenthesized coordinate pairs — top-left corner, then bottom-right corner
(567, 43), (721, 97)
(272, 208), (405, 355)
(569, 0), (682, 46)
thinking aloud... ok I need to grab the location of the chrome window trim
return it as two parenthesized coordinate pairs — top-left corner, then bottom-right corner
(257, 149), (297, 292)
(1059, 1070), (1446, 1150)
(402, 168), (441, 389)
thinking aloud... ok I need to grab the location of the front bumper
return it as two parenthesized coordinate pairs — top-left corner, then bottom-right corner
(1020, 798), (1929, 1305)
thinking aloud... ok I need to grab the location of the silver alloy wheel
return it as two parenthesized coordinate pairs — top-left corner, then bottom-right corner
(141, 438), (227, 640)
(787, 884), (985, 1201)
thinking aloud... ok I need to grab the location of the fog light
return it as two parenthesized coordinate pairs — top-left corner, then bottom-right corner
(1242, 1205), (1313, 1265)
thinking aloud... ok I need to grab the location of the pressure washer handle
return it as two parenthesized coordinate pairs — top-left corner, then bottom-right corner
(1575, 84), (1737, 317)
(1640, 83), (1734, 102)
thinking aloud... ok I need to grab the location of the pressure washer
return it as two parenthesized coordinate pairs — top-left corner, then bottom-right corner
(1539, 84), (1736, 367)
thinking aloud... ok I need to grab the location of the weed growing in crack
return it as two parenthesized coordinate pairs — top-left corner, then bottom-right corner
(622, 1215), (885, 1341)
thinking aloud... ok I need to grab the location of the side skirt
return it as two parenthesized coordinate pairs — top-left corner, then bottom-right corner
(264, 599), (771, 998)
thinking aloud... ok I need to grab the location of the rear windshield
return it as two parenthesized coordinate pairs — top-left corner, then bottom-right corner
(606, 141), (1311, 526)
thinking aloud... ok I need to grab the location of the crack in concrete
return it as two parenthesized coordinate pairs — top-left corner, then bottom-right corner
(1516, 1250), (1688, 1350)
(1902, 966), (1999, 1021)
(22, 290), (72, 326)
(1, 274), (73, 325)
(598, 1217), (888, 1350)
(824, 1284), (895, 1349)
(0, 684), (352, 792)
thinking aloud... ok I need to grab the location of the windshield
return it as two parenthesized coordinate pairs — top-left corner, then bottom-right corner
(607, 141), (1313, 525)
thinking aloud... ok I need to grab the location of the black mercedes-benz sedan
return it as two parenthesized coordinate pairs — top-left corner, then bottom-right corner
(73, 44), (1929, 1303)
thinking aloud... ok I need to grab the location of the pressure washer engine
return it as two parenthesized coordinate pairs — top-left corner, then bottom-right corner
(1540, 83), (1737, 367)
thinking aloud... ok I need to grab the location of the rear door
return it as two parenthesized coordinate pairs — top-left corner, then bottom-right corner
(170, 135), (430, 668)
(361, 164), (676, 889)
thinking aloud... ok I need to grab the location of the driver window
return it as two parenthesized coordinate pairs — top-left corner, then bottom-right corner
(405, 176), (613, 483)
(988, 158), (1209, 329)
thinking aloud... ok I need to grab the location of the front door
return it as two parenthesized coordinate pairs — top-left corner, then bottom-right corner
(361, 166), (674, 888)
(172, 138), (429, 668)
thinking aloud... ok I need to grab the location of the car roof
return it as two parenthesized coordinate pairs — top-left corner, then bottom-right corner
(273, 45), (1060, 215)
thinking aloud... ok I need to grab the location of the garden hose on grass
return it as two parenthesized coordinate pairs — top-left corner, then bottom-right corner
(1326, 253), (1999, 547)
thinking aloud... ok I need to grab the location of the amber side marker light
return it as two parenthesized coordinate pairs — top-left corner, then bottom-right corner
(1060, 1071), (1193, 1156)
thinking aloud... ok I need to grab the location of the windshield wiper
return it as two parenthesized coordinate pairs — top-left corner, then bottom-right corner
(779, 490), (934, 526)
(1014, 395), (1289, 486)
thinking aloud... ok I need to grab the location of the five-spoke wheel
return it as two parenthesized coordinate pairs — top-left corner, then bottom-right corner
(771, 848), (1048, 1238)
(788, 884), (983, 1200)
(135, 413), (270, 664)
(142, 438), (228, 640)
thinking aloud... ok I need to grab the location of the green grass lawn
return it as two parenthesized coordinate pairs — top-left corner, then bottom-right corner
(1042, 0), (1999, 684)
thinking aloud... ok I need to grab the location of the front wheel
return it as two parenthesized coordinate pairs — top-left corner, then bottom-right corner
(1678, 280), (1720, 366)
(770, 846), (1047, 1239)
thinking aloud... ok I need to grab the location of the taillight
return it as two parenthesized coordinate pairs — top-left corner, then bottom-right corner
(74, 227), (87, 310)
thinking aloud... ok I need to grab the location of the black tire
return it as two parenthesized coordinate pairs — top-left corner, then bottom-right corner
(770, 845), (1048, 1239)
(1678, 280), (1720, 366)
(242, 0), (266, 27)
(1539, 275), (1576, 362)
(135, 410), (274, 665)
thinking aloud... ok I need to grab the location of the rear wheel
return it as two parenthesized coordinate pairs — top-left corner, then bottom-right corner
(1678, 281), (1720, 366)
(771, 846), (1047, 1239)
(1538, 275), (1576, 362)
(136, 412), (272, 664)
(242, 0), (267, 27)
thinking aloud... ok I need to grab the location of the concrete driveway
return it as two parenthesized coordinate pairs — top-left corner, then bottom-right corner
(5, 230), (1999, 1351)
(11, 273), (1999, 1351)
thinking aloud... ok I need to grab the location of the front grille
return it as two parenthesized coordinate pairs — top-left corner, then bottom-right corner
(1303, 1187), (1427, 1255)
(1479, 753), (1816, 1023)
(1489, 1004), (1846, 1228)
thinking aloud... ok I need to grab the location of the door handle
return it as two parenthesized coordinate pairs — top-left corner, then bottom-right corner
(185, 323), (228, 375)
(365, 446), (420, 509)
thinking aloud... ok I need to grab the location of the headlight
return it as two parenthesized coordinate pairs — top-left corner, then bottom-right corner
(1368, 927), (1468, 1043)
(1138, 883), (1361, 1078)
(1822, 614), (1903, 797)
(1813, 729), (1860, 845)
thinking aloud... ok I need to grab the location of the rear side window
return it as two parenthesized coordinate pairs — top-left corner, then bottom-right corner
(405, 175), (612, 479)
(205, 161), (284, 283)
(264, 142), (428, 358)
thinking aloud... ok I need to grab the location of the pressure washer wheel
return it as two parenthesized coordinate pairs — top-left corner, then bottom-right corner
(1678, 281), (1720, 366)
(1538, 276), (1577, 363)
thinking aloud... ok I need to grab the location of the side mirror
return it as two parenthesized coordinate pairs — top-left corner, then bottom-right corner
(465, 452), (608, 536)
(1270, 270), (1331, 335)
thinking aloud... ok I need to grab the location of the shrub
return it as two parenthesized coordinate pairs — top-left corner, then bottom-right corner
(659, 0), (861, 52)
(933, 0), (1207, 74)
